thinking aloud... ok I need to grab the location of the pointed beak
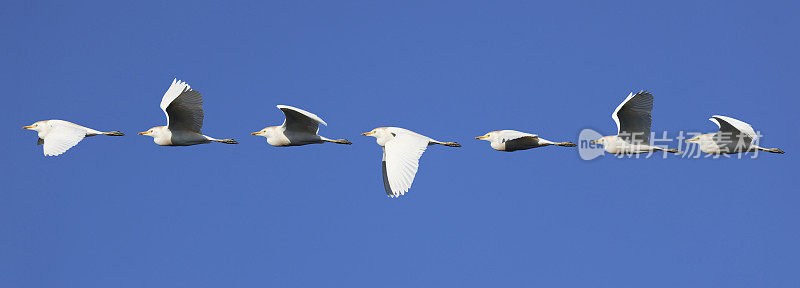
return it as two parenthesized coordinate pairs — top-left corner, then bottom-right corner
(475, 135), (488, 140)
(22, 125), (34, 130)
(251, 131), (261, 136)
(137, 131), (147, 135)
(685, 138), (696, 143)
(361, 132), (373, 136)
(590, 140), (597, 144)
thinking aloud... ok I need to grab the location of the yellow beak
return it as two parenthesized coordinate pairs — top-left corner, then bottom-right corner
(590, 140), (597, 144)
(137, 131), (147, 135)
(251, 132), (260, 135)
(22, 125), (34, 130)
(685, 138), (696, 143)
(361, 132), (373, 136)
(475, 135), (488, 140)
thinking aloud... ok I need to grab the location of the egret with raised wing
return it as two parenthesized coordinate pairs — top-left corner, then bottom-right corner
(685, 115), (785, 154)
(251, 105), (351, 146)
(138, 79), (238, 146)
(591, 91), (679, 154)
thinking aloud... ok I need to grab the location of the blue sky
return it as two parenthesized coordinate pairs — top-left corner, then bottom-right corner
(2, 0), (798, 287)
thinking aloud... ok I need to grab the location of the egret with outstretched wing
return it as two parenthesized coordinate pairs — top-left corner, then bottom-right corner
(22, 120), (124, 156)
(362, 127), (460, 198)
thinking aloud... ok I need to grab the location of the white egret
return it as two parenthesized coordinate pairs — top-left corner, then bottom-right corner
(685, 115), (785, 154)
(476, 130), (575, 151)
(139, 79), (238, 146)
(251, 105), (351, 146)
(22, 120), (124, 156)
(362, 127), (460, 198)
(591, 91), (679, 154)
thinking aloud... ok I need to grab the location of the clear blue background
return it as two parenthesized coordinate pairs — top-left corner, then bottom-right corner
(2, 1), (798, 287)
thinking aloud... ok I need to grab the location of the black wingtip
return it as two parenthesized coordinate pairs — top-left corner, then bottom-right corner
(381, 160), (393, 197)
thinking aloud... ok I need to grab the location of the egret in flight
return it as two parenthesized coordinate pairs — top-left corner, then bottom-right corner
(591, 91), (679, 154)
(476, 130), (576, 151)
(22, 120), (123, 156)
(362, 127), (460, 198)
(251, 105), (351, 146)
(139, 79), (238, 146)
(685, 115), (785, 154)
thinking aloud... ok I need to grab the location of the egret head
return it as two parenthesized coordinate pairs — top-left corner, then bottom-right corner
(475, 131), (497, 141)
(361, 127), (387, 138)
(22, 121), (46, 132)
(138, 126), (164, 138)
(686, 133), (716, 143)
(590, 136), (611, 145)
(251, 126), (276, 138)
